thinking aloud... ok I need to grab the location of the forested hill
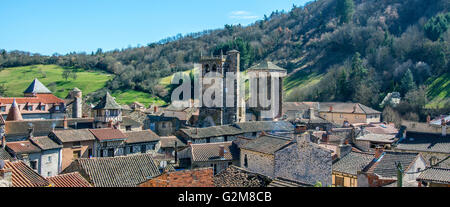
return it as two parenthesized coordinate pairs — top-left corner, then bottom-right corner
(1, 0), (449, 119)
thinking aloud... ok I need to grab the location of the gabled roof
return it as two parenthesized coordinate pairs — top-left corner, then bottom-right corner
(66, 153), (161, 187)
(247, 61), (287, 72)
(396, 136), (450, 154)
(4, 160), (50, 187)
(417, 168), (450, 184)
(140, 168), (214, 187)
(319, 102), (381, 114)
(6, 118), (94, 139)
(189, 142), (239, 162)
(356, 133), (398, 144)
(124, 130), (160, 144)
(89, 128), (127, 142)
(51, 129), (96, 143)
(363, 151), (420, 178)
(30, 136), (62, 150)
(93, 92), (121, 110)
(23, 78), (52, 94)
(6, 99), (23, 121)
(241, 135), (292, 155)
(47, 172), (92, 187)
(159, 136), (186, 148)
(333, 151), (374, 176)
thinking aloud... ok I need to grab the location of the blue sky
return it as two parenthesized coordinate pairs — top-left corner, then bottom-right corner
(0, 0), (309, 55)
(0, 0), (307, 55)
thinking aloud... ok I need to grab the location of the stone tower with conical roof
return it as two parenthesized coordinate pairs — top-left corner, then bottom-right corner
(6, 99), (23, 121)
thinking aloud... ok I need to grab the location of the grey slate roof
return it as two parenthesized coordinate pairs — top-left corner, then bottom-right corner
(333, 151), (374, 176)
(23, 78), (52, 94)
(417, 168), (450, 184)
(50, 129), (96, 143)
(241, 135), (292, 155)
(268, 178), (313, 187)
(69, 153), (161, 187)
(159, 136), (186, 148)
(364, 151), (420, 178)
(0, 148), (12, 160)
(189, 142), (239, 162)
(30, 136), (62, 150)
(247, 61), (287, 72)
(181, 121), (294, 139)
(124, 130), (160, 144)
(395, 136), (450, 154)
(93, 92), (121, 110)
(121, 116), (142, 128)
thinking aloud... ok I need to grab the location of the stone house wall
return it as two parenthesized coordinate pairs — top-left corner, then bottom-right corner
(240, 149), (275, 177)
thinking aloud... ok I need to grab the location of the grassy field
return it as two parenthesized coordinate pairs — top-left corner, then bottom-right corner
(0, 65), (165, 107)
(425, 73), (450, 108)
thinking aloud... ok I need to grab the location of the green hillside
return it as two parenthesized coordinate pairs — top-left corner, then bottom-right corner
(0, 65), (165, 107)
(426, 73), (450, 108)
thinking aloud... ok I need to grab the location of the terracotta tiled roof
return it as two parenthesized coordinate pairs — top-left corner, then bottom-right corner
(139, 168), (214, 187)
(4, 160), (50, 187)
(124, 130), (160, 144)
(189, 142), (239, 162)
(47, 172), (92, 187)
(319, 102), (381, 114)
(66, 153), (161, 187)
(0, 94), (64, 105)
(6, 140), (41, 154)
(89, 128), (127, 141)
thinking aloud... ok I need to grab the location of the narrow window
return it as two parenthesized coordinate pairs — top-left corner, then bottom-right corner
(244, 154), (248, 168)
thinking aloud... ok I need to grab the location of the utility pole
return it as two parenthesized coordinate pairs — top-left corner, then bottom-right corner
(396, 162), (403, 187)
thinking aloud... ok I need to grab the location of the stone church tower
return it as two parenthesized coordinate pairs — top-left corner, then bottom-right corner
(197, 50), (245, 127)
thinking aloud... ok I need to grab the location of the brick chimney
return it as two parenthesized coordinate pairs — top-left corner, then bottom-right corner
(329, 106), (333, 112)
(426, 115), (431, 124)
(63, 116), (68, 129)
(219, 145), (225, 158)
(108, 120), (114, 128)
(322, 133), (329, 143)
(187, 140), (192, 147)
(374, 146), (384, 159)
(309, 108), (315, 119)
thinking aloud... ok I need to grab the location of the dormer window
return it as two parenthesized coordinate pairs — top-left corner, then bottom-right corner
(40, 105), (45, 111)
(55, 105), (60, 111)
(0, 106), (5, 112)
(27, 105), (33, 111)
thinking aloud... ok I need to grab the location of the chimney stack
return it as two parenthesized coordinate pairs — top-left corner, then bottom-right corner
(426, 115), (431, 124)
(374, 146), (384, 159)
(309, 108), (315, 120)
(27, 127), (34, 140)
(187, 140), (192, 147)
(1, 136), (5, 149)
(442, 118), (447, 137)
(219, 145), (225, 158)
(322, 133), (329, 143)
(329, 106), (333, 112)
(63, 116), (68, 129)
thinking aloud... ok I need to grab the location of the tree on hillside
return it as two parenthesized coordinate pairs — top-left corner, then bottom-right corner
(62, 69), (71, 81)
(399, 69), (415, 96)
(424, 12), (450, 41)
(336, 0), (354, 24)
(0, 84), (7, 96)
